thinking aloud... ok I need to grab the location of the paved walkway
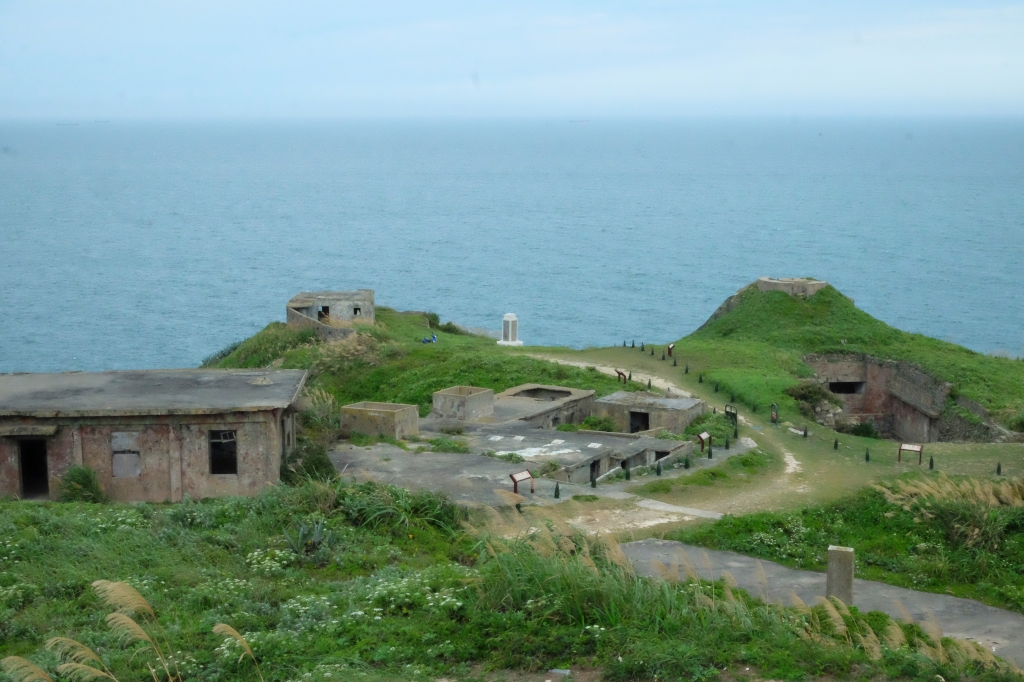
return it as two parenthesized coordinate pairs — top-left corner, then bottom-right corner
(622, 539), (1024, 666)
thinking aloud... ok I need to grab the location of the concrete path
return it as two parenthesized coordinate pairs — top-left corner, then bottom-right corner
(622, 539), (1024, 666)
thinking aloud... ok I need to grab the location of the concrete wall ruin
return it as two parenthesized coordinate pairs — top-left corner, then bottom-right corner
(591, 391), (706, 434)
(432, 386), (494, 420)
(340, 402), (419, 439)
(286, 290), (375, 343)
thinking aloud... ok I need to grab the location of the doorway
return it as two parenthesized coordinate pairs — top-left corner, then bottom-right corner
(19, 439), (49, 498)
(629, 411), (650, 433)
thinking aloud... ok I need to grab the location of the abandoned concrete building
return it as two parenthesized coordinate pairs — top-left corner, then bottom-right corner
(492, 384), (595, 429)
(0, 369), (307, 502)
(432, 386), (494, 421)
(592, 391), (706, 434)
(286, 290), (375, 342)
(804, 354), (956, 442)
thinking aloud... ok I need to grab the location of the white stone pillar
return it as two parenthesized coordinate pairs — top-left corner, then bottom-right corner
(826, 545), (854, 605)
(497, 313), (523, 346)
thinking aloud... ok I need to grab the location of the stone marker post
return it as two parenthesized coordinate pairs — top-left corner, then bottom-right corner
(826, 545), (854, 605)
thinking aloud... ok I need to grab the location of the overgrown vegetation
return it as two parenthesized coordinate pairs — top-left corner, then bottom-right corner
(673, 285), (1024, 427)
(57, 466), (107, 504)
(673, 473), (1024, 614)
(3, 485), (1017, 682)
(556, 415), (619, 432)
(633, 450), (775, 495)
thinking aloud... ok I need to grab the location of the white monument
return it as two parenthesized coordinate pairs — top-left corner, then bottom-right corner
(497, 313), (523, 346)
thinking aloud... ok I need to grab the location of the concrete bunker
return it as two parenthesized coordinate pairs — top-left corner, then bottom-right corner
(591, 391), (706, 435)
(803, 353), (953, 442)
(432, 386), (494, 421)
(287, 289), (375, 342)
(341, 401), (419, 440)
(0, 369), (307, 502)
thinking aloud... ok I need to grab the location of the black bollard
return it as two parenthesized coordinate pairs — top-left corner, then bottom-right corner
(554, 482), (560, 499)
(641, 342), (645, 351)
(623, 340), (626, 347)
(684, 456), (691, 469)
(834, 438), (839, 450)
(725, 436), (730, 450)
(661, 351), (666, 361)
(929, 456), (934, 470)
(591, 472), (597, 488)
(865, 449), (870, 462)
(803, 426), (808, 438)
(714, 382), (719, 393)
(628, 372), (632, 381)
(625, 464), (631, 481)
(734, 424), (738, 439)
(685, 364), (689, 374)
(730, 394), (735, 403)
(648, 379), (652, 389)
(656, 460), (662, 476)
(698, 373), (703, 383)
(631, 340), (635, 348)
(673, 357), (677, 367)
(708, 444), (713, 459)
(516, 503), (522, 513)
(713, 407), (716, 414)
(651, 348), (655, 356)
(997, 462), (1002, 476)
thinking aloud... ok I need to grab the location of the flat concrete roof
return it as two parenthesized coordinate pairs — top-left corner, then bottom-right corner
(0, 369), (307, 418)
(288, 290), (373, 306)
(596, 391), (703, 411)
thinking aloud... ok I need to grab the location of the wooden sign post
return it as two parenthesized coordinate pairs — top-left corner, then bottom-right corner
(510, 470), (535, 494)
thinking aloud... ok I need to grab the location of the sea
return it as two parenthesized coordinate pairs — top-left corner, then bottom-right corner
(1, 119), (1022, 374)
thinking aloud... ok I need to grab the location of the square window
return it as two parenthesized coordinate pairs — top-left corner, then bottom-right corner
(209, 430), (238, 475)
(112, 432), (141, 478)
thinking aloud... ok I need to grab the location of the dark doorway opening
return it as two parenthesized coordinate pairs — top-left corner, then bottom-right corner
(629, 411), (650, 433)
(828, 381), (865, 394)
(209, 430), (238, 475)
(317, 306), (330, 321)
(655, 450), (670, 460)
(353, 307), (361, 316)
(551, 416), (560, 427)
(19, 439), (49, 498)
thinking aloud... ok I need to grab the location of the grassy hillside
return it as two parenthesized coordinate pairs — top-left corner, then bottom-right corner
(205, 308), (635, 416)
(670, 285), (1024, 428)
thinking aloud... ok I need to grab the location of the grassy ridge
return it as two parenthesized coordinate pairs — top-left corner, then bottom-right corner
(670, 285), (1024, 427)
(206, 309), (635, 416)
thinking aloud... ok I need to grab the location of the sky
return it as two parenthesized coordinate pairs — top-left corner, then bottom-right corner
(1, 1), (1023, 118)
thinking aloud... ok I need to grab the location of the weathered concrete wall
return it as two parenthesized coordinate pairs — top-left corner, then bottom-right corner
(0, 410), (284, 502)
(554, 441), (693, 485)
(341, 402), (419, 439)
(519, 397), (594, 429)
(755, 277), (828, 298)
(432, 386), (494, 420)
(591, 392), (706, 434)
(287, 290), (375, 324)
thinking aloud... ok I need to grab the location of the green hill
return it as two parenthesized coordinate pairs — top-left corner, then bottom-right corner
(675, 283), (1024, 430)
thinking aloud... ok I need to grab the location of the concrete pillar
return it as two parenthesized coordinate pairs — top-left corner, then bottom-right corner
(169, 426), (183, 503)
(826, 545), (854, 605)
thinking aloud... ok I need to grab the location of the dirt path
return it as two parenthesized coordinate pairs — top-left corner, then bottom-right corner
(525, 354), (693, 397)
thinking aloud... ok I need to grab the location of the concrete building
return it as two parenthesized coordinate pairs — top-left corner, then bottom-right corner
(432, 386), (494, 421)
(0, 369), (307, 502)
(591, 391), (706, 434)
(341, 402), (419, 440)
(754, 277), (828, 298)
(287, 290), (375, 342)
(492, 384), (594, 429)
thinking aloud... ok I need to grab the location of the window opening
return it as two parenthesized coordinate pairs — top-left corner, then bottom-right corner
(655, 450), (670, 460)
(19, 439), (48, 497)
(629, 411), (650, 433)
(317, 305), (330, 321)
(353, 307), (361, 316)
(209, 430), (238, 475)
(828, 381), (865, 394)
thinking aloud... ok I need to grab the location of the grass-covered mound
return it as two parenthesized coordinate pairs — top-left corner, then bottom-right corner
(205, 308), (634, 416)
(671, 473), (1024, 615)
(673, 284), (1024, 428)
(2, 482), (1018, 682)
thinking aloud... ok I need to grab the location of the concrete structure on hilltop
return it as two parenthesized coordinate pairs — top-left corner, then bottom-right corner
(497, 313), (523, 346)
(0, 369), (307, 502)
(341, 402), (419, 440)
(754, 277), (828, 298)
(592, 391), (706, 434)
(287, 290), (375, 342)
(432, 386), (494, 421)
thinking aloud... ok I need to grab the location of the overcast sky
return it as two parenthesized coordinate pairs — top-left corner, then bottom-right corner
(2, 1), (1022, 119)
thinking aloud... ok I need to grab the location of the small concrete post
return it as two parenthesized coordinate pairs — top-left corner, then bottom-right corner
(826, 545), (854, 605)
(497, 313), (523, 346)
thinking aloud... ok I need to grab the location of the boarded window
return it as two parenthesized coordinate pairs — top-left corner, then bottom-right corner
(209, 430), (238, 475)
(112, 432), (141, 478)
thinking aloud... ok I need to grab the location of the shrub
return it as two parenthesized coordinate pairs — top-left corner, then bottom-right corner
(57, 466), (107, 503)
(1009, 412), (1024, 432)
(281, 437), (337, 484)
(683, 412), (733, 443)
(785, 380), (840, 407)
(580, 415), (618, 432)
(429, 437), (470, 454)
(483, 450), (525, 463)
(851, 422), (880, 439)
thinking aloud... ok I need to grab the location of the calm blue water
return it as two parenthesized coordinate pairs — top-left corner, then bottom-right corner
(1, 119), (1022, 373)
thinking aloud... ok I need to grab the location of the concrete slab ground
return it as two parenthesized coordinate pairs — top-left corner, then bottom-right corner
(623, 539), (1024, 667)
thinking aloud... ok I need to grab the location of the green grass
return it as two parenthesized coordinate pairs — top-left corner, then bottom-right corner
(673, 285), (1024, 427)
(208, 309), (636, 417)
(2, 485), (1016, 682)
(633, 450), (775, 495)
(671, 472), (1024, 614)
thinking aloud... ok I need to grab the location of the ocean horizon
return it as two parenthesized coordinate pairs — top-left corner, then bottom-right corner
(2, 118), (1022, 373)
